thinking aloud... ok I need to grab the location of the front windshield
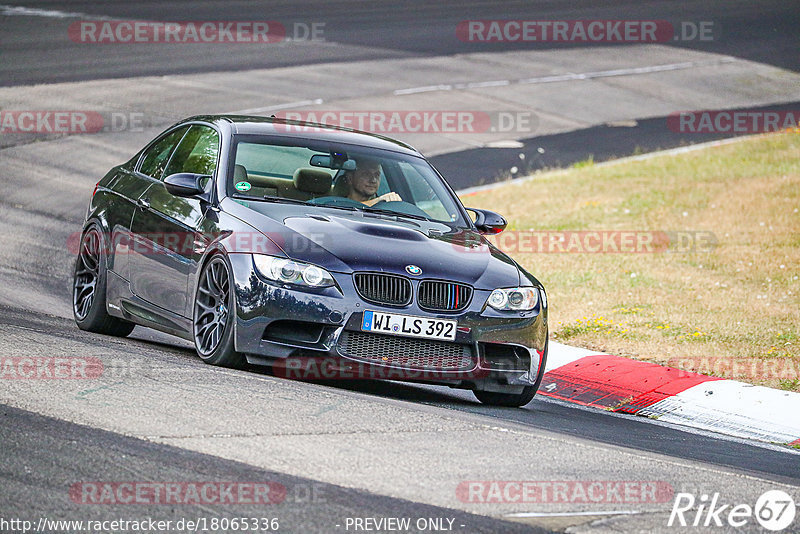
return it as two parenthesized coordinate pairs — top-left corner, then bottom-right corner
(228, 135), (466, 225)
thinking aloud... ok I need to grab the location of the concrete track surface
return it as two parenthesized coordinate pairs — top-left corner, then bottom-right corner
(1, 1), (799, 533)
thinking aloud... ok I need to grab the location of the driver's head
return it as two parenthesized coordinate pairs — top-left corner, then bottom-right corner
(345, 157), (382, 202)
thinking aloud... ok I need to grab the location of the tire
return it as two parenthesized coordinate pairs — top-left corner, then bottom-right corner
(473, 338), (548, 407)
(73, 224), (135, 337)
(192, 255), (244, 368)
(473, 386), (538, 407)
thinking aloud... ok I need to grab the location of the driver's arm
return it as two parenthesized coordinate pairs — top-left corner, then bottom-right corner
(364, 192), (402, 206)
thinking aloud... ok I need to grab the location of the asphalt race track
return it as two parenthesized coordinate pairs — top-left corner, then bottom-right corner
(1, 1), (798, 85)
(1, 2), (799, 533)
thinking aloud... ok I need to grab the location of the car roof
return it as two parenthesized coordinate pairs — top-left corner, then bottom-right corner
(181, 114), (422, 157)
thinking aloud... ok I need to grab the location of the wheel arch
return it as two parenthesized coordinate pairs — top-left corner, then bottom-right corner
(76, 213), (116, 271)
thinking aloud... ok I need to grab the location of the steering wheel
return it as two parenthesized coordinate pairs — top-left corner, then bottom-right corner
(371, 200), (431, 219)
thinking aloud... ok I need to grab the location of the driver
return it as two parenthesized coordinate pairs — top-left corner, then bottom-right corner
(341, 157), (402, 206)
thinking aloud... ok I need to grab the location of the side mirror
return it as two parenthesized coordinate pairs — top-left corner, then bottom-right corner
(466, 208), (507, 235)
(164, 173), (208, 197)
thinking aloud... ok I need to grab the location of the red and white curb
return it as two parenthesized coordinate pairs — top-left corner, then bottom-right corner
(541, 342), (800, 446)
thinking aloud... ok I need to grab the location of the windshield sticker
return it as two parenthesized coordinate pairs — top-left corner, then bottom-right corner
(235, 181), (251, 192)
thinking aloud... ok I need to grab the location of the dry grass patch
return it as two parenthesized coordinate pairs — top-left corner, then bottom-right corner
(460, 133), (800, 390)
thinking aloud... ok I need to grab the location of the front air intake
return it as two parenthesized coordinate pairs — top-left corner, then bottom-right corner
(418, 280), (472, 312)
(353, 273), (412, 307)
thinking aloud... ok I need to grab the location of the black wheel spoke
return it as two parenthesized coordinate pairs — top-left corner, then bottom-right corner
(196, 309), (214, 323)
(78, 251), (96, 274)
(201, 321), (216, 351)
(194, 257), (231, 356)
(209, 264), (221, 294)
(75, 284), (94, 303)
(196, 320), (214, 336)
(75, 279), (95, 292)
(73, 229), (101, 321)
(209, 326), (219, 350)
(198, 285), (214, 297)
(78, 296), (90, 317)
(196, 299), (215, 312)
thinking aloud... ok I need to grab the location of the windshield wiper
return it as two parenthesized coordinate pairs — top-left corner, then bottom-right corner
(262, 195), (310, 205)
(315, 204), (359, 212)
(234, 194), (309, 205)
(359, 206), (430, 222)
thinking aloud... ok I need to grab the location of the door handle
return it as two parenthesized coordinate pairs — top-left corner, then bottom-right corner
(137, 197), (151, 210)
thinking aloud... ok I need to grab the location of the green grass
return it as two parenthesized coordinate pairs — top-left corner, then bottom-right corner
(461, 133), (800, 390)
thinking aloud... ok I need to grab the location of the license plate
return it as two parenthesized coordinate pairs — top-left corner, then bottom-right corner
(361, 311), (457, 341)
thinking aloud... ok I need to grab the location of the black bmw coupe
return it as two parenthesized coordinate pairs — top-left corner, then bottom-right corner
(73, 115), (548, 406)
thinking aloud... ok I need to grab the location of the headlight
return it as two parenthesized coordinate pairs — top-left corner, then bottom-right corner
(252, 255), (334, 288)
(486, 287), (539, 311)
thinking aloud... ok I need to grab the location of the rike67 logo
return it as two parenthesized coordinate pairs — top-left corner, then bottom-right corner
(668, 490), (796, 531)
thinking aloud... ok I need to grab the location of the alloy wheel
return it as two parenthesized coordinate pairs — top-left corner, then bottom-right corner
(73, 228), (101, 320)
(194, 257), (231, 356)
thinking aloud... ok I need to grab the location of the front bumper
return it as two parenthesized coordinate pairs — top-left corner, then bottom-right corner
(228, 254), (548, 389)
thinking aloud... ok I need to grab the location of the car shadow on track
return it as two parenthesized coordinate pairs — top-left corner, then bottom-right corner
(124, 327), (483, 406)
(124, 325), (482, 406)
(244, 361), (480, 406)
(85, 325), (800, 484)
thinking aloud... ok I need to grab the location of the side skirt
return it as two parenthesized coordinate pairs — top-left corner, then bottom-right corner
(106, 269), (193, 341)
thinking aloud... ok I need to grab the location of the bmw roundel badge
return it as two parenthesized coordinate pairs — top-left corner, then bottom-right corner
(405, 265), (422, 275)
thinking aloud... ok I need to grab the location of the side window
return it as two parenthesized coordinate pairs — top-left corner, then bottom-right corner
(376, 166), (390, 196)
(138, 126), (188, 180)
(397, 161), (456, 222)
(163, 125), (220, 178)
(401, 162), (437, 203)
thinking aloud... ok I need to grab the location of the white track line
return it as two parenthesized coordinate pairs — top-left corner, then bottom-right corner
(395, 57), (737, 95)
(545, 341), (601, 372)
(230, 58), (739, 121)
(228, 99), (324, 115)
(0, 4), (113, 19)
(505, 510), (640, 518)
(641, 381), (800, 444)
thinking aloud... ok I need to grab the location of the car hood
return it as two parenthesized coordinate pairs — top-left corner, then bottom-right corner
(226, 200), (521, 290)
